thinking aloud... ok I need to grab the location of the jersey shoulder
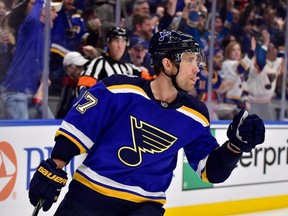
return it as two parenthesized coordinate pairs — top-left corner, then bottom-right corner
(101, 74), (146, 88)
(181, 92), (210, 122)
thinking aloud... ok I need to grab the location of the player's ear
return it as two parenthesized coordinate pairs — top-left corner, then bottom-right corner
(162, 58), (172, 70)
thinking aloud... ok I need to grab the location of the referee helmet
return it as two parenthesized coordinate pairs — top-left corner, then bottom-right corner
(106, 27), (129, 43)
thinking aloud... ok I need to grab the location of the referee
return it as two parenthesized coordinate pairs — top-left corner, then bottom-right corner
(76, 27), (153, 96)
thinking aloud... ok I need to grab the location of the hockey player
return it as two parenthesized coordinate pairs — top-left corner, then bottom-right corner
(28, 30), (265, 216)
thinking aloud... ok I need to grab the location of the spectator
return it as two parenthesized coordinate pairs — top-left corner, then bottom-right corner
(247, 30), (283, 120)
(77, 27), (153, 96)
(82, 44), (102, 60)
(174, 0), (191, 32)
(49, 0), (86, 96)
(0, 0), (11, 119)
(229, 7), (241, 41)
(182, 0), (210, 51)
(51, 0), (85, 52)
(81, 8), (102, 49)
(132, 0), (150, 14)
(238, 19), (256, 55)
(0, 0), (29, 119)
(127, 12), (154, 75)
(152, 0), (178, 32)
(193, 49), (224, 120)
(123, 0), (151, 33)
(122, 36), (154, 75)
(220, 33), (236, 52)
(0, 0), (62, 119)
(185, 0), (234, 54)
(0, 0), (15, 83)
(7, 0), (30, 43)
(91, 0), (118, 49)
(124, 0), (177, 34)
(146, 0), (163, 14)
(56, 51), (89, 119)
(218, 39), (255, 119)
(130, 12), (154, 42)
(128, 1), (178, 59)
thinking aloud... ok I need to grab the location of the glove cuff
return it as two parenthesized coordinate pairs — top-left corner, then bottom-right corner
(227, 141), (243, 154)
(46, 158), (57, 169)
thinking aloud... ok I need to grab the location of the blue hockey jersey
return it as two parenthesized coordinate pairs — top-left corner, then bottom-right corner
(55, 74), (219, 205)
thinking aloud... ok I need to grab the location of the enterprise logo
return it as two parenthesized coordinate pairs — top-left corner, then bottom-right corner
(0, 141), (17, 201)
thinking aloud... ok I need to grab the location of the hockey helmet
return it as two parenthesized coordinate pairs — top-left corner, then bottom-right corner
(107, 27), (129, 43)
(148, 30), (206, 67)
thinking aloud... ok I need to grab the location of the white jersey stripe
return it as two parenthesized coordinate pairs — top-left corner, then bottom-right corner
(107, 85), (150, 100)
(81, 56), (142, 81)
(60, 120), (94, 149)
(112, 63), (122, 75)
(94, 58), (104, 77)
(77, 164), (166, 198)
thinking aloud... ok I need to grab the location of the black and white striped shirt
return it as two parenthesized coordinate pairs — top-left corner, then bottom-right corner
(77, 54), (143, 95)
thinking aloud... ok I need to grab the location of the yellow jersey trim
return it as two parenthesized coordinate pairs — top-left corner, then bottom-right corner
(55, 130), (86, 154)
(74, 172), (166, 205)
(107, 84), (149, 99)
(178, 106), (210, 127)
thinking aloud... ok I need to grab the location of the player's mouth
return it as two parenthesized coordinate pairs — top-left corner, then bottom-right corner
(191, 76), (200, 83)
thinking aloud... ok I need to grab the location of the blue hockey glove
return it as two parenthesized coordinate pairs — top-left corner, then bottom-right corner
(227, 109), (265, 152)
(29, 159), (67, 211)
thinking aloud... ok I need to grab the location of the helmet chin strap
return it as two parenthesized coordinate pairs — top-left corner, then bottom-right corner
(163, 64), (183, 91)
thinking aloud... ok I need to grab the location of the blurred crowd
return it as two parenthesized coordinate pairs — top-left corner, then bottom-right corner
(0, 0), (287, 120)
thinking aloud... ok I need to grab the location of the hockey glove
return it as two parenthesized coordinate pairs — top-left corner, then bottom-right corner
(29, 158), (68, 211)
(227, 109), (265, 152)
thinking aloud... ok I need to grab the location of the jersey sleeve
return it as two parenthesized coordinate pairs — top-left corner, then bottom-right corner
(205, 141), (242, 183)
(54, 80), (117, 155)
(183, 126), (219, 179)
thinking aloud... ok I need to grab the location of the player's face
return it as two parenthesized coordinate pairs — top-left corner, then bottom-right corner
(108, 37), (127, 61)
(175, 52), (200, 92)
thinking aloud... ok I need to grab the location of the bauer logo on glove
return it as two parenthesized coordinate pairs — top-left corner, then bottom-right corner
(29, 159), (68, 212)
(37, 165), (67, 185)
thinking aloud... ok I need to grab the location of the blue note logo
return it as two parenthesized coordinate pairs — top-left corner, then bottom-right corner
(118, 116), (178, 167)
